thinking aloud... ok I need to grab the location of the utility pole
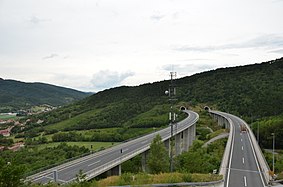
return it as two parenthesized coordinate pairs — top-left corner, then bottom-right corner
(257, 123), (259, 143)
(166, 71), (177, 172)
(272, 133), (275, 175)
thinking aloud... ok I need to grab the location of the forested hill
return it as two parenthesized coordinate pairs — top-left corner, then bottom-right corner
(177, 57), (283, 118)
(0, 79), (92, 111)
(36, 57), (283, 131)
(85, 57), (283, 118)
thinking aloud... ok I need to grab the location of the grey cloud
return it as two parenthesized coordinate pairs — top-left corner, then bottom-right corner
(43, 54), (59, 60)
(162, 63), (217, 77)
(174, 34), (283, 52)
(30, 15), (51, 25)
(150, 13), (165, 21)
(269, 49), (283, 54)
(91, 70), (135, 91)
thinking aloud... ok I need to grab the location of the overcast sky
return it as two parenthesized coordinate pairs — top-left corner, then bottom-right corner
(1, 0), (283, 92)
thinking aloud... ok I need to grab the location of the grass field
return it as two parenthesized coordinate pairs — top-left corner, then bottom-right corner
(45, 108), (102, 131)
(36, 141), (119, 151)
(0, 114), (18, 120)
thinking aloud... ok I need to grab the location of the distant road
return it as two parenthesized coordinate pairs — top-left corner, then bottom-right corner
(213, 111), (265, 187)
(28, 110), (199, 184)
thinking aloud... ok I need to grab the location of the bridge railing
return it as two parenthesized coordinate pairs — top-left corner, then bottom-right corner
(209, 111), (234, 177)
(242, 119), (271, 184)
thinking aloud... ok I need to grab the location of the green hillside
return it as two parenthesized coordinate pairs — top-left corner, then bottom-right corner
(21, 57), (283, 147)
(177, 58), (283, 118)
(0, 79), (92, 111)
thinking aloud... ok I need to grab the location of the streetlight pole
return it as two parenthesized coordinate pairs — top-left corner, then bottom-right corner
(257, 123), (259, 143)
(166, 71), (177, 173)
(272, 133), (275, 174)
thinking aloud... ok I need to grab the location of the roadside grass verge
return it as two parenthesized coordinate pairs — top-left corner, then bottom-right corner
(96, 172), (222, 187)
(35, 141), (119, 151)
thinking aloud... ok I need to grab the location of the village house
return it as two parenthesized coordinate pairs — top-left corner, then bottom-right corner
(0, 129), (10, 137)
(8, 142), (24, 151)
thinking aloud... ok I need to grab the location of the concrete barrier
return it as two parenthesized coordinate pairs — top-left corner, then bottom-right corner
(241, 119), (271, 185)
(209, 111), (234, 177)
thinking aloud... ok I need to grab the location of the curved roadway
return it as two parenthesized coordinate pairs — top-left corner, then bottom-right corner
(29, 110), (199, 184)
(212, 111), (266, 187)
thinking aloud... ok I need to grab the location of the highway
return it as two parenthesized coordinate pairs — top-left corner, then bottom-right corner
(28, 110), (199, 184)
(213, 111), (266, 187)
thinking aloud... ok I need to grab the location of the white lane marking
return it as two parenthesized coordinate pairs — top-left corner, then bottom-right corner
(88, 160), (101, 167)
(242, 157), (245, 164)
(242, 146), (244, 151)
(123, 148), (129, 152)
(244, 176), (247, 186)
(241, 138), (242, 142)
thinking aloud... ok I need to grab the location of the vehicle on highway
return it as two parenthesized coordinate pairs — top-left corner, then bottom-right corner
(240, 124), (247, 132)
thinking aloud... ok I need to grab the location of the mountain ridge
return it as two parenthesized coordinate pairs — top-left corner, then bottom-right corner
(0, 79), (92, 111)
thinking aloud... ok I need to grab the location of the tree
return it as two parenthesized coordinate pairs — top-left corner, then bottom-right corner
(147, 134), (169, 174)
(0, 159), (25, 187)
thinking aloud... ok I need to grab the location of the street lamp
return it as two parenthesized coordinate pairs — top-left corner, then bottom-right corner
(166, 71), (177, 173)
(271, 133), (275, 175)
(257, 123), (259, 143)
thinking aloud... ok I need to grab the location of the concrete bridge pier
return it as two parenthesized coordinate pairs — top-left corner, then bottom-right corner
(106, 165), (121, 176)
(183, 128), (189, 151)
(175, 133), (182, 155)
(224, 119), (230, 129)
(164, 139), (170, 150)
(189, 124), (196, 147)
(141, 150), (149, 172)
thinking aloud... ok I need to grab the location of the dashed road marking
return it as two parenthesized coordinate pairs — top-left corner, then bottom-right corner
(244, 176), (247, 186)
(88, 160), (101, 167)
(242, 157), (245, 164)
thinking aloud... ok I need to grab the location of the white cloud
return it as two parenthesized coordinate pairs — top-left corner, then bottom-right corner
(0, 0), (282, 92)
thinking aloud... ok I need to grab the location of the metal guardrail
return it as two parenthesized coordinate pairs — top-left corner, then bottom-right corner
(209, 111), (234, 177)
(240, 118), (271, 185)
